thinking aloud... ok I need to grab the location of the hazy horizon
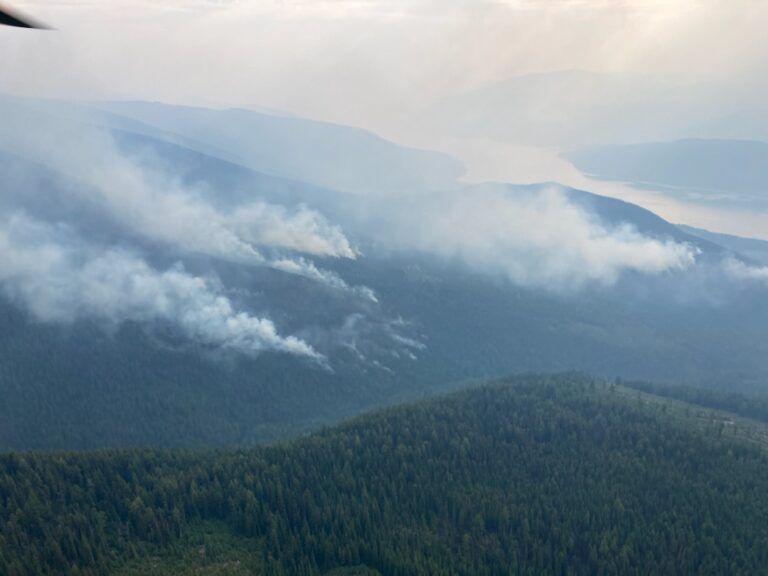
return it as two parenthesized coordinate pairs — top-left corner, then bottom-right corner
(3, 1), (767, 239)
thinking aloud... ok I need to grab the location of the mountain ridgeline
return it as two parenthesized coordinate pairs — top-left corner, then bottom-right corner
(4, 375), (768, 575)
(566, 139), (768, 210)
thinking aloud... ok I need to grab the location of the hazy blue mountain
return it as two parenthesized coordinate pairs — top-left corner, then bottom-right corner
(91, 100), (465, 195)
(0, 93), (241, 163)
(687, 108), (768, 142)
(429, 71), (749, 147)
(566, 139), (768, 209)
(678, 225), (768, 266)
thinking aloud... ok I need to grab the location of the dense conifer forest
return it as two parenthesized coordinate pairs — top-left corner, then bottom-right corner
(3, 374), (768, 575)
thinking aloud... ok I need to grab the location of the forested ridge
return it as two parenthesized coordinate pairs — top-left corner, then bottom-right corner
(623, 379), (768, 424)
(3, 374), (768, 575)
(6, 133), (768, 455)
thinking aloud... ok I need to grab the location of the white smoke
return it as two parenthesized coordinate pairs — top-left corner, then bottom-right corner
(271, 257), (378, 302)
(0, 105), (375, 358)
(382, 186), (698, 287)
(0, 215), (320, 359)
(0, 101), (700, 296)
(722, 257), (768, 282)
(0, 99), (705, 364)
(230, 203), (356, 259)
(0, 105), (355, 260)
(0, 102), (373, 317)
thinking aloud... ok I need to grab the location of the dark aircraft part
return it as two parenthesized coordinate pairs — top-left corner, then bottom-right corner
(0, 4), (48, 28)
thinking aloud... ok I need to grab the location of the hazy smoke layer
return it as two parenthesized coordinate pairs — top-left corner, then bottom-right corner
(0, 216), (319, 358)
(723, 257), (768, 282)
(0, 105), (366, 357)
(4, 114), (355, 262)
(0, 102), (700, 295)
(383, 187), (697, 287)
(0, 99), (707, 361)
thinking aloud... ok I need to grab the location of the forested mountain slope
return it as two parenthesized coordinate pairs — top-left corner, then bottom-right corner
(4, 374), (768, 575)
(3, 98), (768, 452)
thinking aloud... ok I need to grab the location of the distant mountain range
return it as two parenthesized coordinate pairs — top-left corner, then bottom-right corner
(92, 100), (466, 195)
(428, 70), (768, 147)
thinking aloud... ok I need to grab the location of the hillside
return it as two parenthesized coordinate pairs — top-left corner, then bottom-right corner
(4, 375), (768, 575)
(566, 139), (768, 209)
(678, 224), (768, 265)
(3, 110), (768, 451)
(5, 235), (768, 452)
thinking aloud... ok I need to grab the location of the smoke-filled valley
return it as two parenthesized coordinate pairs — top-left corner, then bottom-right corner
(1, 96), (768, 450)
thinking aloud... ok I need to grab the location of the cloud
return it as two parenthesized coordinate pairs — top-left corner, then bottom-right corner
(0, 215), (320, 358)
(380, 186), (697, 287)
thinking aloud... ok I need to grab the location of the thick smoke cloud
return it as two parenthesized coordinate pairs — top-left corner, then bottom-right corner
(0, 103), (366, 357)
(379, 186), (697, 287)
(0, 215), (320, 358)
(2, 110), (355, 264)
(0, 98), (715, 362)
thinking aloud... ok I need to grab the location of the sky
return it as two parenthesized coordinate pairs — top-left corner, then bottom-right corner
(3, 0), (768, 238)
(5, 0), (767, 124)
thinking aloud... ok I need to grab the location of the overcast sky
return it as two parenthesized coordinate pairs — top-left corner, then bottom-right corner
(4, 1), (766, 127)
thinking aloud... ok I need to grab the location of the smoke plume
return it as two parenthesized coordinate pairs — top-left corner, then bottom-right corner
(0, 215), (320, 358)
